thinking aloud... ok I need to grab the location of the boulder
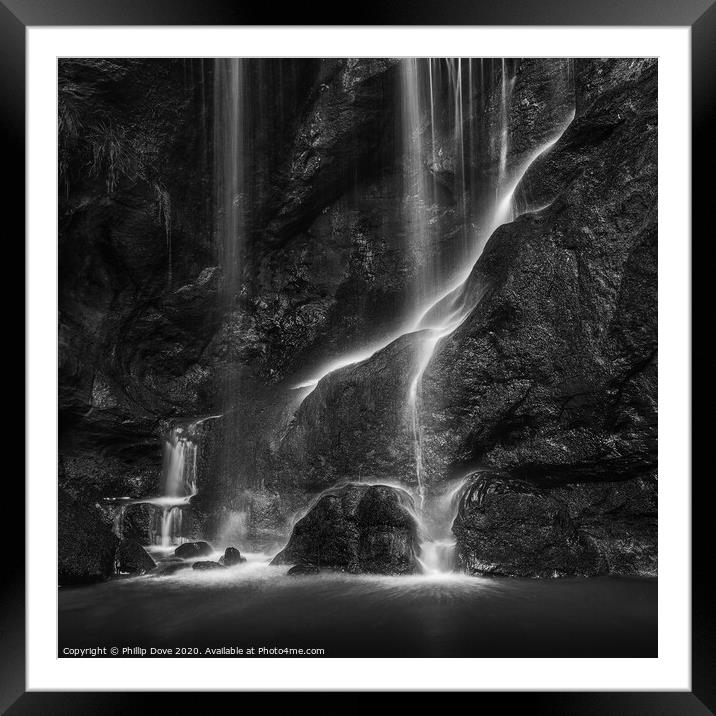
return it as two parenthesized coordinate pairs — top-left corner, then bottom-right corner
(192, 560), (226, 571)
(58, 491), (118, 585)
(219, 547), (247, 566)
(57, 59), (659, 577)
(174, 541), (214, 559)
(276, 332), (427, 493)
(287, 563), (320, 576)
(155, 560), (191, 576)
(115, 503), (157, 543)
(453, 471), (657, 577)
(271, 483), (418, 574)
(115, 538), (156, 575)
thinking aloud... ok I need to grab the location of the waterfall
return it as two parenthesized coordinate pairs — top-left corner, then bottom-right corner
(104, 418), (220, 548)
(400, 59), (434, 307)
(417, 475), (476, 574)
(214, 58), (249, 493)
(400, 59), (433, 508)
(214, 58), (246, 305)
(289, 59), (576, 573)
(498, 59), (511, 188)
(154, 426), (199, 546)
(405, 62), (575, 543)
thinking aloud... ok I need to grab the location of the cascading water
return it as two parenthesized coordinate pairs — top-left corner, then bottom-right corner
(498, 59), (513, 188)
(407, 61), (574, 573)
(153, 426), (198, 546)
(400, 59), (434, 308)
(213, 58), (250, 509)
(400, 59), (435, 509)
(106, 417), (220, 548)
(60, 58), (658, 661)
(214, 58), (246, 302)
(288, 59), (576, 575)
(416, 477), (475, 574)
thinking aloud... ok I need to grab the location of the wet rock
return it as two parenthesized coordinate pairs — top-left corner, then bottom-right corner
(453, 472), (657, 577)
(220, 547), (247, 566)
(276, 332), (426, 492)
(264, 59), (398, 242)
(574, 58), (656, 114)
(421, 59), (658, 490)
(155, 560), (191, 576)
(272, 483), (418, 574)
(115, 539), (156, 575)
(58, 58), (217, 449)
(270, 60), (657, 513)
(115, 502), (157, 542)
(192, 560), (226, 570)
(174, 541), (214, 559)
(58, 490), (119, 585)
(475, 59), (575, 191)
(287, 563), (320, 576)
(57, 58), (659, 578)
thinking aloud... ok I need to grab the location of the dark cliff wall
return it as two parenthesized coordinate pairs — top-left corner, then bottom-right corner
(423, 59), (657, 485)
(59, 59), (214, 508)
(269, 59), (656, 497)
(58, 58), (657, 574)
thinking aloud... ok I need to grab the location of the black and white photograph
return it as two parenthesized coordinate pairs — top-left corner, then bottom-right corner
(56, 56), (659, 659)
(3, 0), (704, 704)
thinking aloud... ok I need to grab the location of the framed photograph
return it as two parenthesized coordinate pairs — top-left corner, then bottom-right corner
(9, 0), (706, 709)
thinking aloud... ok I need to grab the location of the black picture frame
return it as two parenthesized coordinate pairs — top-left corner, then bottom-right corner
(6, 1), (707, 710)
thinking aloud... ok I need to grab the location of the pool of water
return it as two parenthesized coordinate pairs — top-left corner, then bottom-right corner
(59, 552), (657, 658)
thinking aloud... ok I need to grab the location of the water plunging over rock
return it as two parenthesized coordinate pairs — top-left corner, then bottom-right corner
(275, 59), (577, 532)
(57, 58), (658, 586)
(105, 420), (207, 551)
(414, 477), (474, 574)
(154, 425), (199, 545)
(420, 60), (657, 489)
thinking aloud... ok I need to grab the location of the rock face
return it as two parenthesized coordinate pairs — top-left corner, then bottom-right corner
(58, 60), (218, 494)
(192, 560), (225, 570)
(155, 558), (191, 576)
(174, 541), (214, 559)
(272, 484), (419, 574)
(58, 491), (118, 585)
(276, 332), (427, 492)
(267, 59), (658, 502)
(114, 503), (156, 542)
(287, 563), (320, 576)
(262, 59), (399, 243)
(420, 59), (657, 489)
(220, 547), (246, 566)
(453, 472), (657, 577)
(58, 58), (658, 578)
(115, 539), (156, 575)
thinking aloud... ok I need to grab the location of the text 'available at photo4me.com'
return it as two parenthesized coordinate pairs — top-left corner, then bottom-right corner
(61, 645), (327, 657)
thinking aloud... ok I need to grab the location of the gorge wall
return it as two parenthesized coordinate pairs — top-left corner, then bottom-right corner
(58, 57), (657, 581)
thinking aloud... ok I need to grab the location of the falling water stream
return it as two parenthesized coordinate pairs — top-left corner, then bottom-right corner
(108, 416), (221, 547)
(108, 58), (574, 575)
(108, 425), (197, 547)
(155, 425), (198, 546)
(67, 60), (660, 659)
(288, 60), (576, 574)
(58, 58), (662, 667)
